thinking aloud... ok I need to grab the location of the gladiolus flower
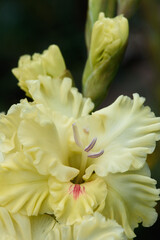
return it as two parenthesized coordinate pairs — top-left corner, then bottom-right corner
(0, 46), (159, 239)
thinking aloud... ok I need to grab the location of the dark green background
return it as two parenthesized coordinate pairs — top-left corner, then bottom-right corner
(0, 0), (160, 239)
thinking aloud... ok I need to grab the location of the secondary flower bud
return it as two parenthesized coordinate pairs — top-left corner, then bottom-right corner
(83, 13), (129, 106)
(85, 0), (108, 50)
(12, 45), (68, 97)
(85, 0), (117, 50)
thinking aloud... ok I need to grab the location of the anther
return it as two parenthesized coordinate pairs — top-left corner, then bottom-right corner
(72, 123), (104, 160)
(88, 150), (104, 158)
(84, 137), (97, 152)
(72, 123), (83, 148)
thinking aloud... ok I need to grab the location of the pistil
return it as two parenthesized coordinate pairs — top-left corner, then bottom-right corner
(72, 123), (104, 183)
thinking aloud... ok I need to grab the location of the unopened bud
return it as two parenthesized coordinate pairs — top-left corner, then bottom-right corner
(83, 13), (129, 106)
(85, 0), (117, 50)
(12, 45), (68, 96)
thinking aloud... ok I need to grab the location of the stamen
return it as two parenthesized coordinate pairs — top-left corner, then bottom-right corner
(84, 137), (97, 152)
(88, 150), (104, 158)
(72, 123), (83, 148)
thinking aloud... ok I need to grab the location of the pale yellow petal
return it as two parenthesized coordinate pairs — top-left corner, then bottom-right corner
(0, 152), (4, 163)
(30, 214), (56, 240)
(0, 208), (57, 240)
(102, 164), (160, 239)
(12, 45), (66, 96)
(73, 93), (160, 179)
(39, 44), (66, 78)
(26, 76), (94, 118)
(52, 213), (127, 240)
(0, 99), (40, 155)
(49, 175), (107, 225)
(18, 106), (79, 181)
(0, 207), (32, 240)
(0, 209), (127, 240)
(48, 222), (72, 240)
(73, 212), (127, 240)
(0, 153), (54, 215)
(0, 103), (22, 153)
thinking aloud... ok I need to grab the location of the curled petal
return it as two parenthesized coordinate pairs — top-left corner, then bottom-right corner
(18, 108), (79, 182)
(49, 176), (107, 225)
(30, 215), (56, 240)
(0, 153), (54, 215)
(73, 212), (127, 240)
(26, 76), (94, 118)
(0, 207), (32, 240)
(102, 164), (160, 239)
(12, 45), (66, 96)
(0, 103), (22, 153)
(52, 213), (127, 240)
(0, 207), (56, 240)
(75, 94), (160, 179)
(0, 209), (126, 240)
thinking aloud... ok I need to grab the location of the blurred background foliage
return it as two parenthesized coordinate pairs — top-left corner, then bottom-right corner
(0, 0), (160, 239)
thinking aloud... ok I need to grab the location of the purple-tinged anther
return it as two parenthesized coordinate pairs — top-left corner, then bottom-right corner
(72, 123), (82, 148)
(88, 150), (104, 158)
(84, 137), (97, 152)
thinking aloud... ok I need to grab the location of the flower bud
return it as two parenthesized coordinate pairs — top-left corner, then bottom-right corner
(85, 0), (117, 50)
(83, 13), (129, 106)
(12, 45), (70, 96)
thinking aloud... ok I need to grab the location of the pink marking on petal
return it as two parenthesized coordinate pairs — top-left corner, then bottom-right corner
(69, 184), (85, 200)
(73, 184), (82, 200)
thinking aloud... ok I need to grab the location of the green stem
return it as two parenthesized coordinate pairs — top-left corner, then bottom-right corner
(105, 0), (117, 17)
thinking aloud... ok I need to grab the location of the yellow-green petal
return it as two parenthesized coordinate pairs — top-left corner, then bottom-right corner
(26, 76), (94, 118)
(12, 45), (66, 96)
(49, 176), (107, 225)
(0, 208), (57, 240)
(73, 212), (127, 240)
(73, 93), (160, 179)
(30, 215), (56, 240)
(102, 164), (160, 239)
(52, 213), (127, 240)
(0, 210), (127, 240)
(0, 207), (32, 240)
(0, 103), (22, 153)
(0, 153), (54, 216)
(18, 106), (79, 182)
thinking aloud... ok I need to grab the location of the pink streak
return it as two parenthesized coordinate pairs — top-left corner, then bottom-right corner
(69, 184), (85, 200)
